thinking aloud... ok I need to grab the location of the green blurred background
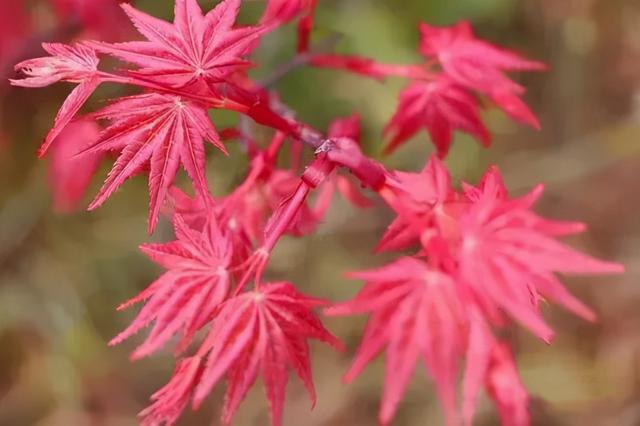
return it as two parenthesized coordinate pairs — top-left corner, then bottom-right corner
(0, 0), (639, 425)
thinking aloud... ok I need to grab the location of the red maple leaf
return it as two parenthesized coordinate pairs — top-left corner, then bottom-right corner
(419, 21), (545, 128)
(184, 282), (343, 426)
(327, 257), (467, 425)
(111, 213), (232, 359)
(10, 42), (102, 156)
(80, 93), (226, 232)
(456, 182), (624, 341)
(91, 0), (270, 90)
(384, 77), (490, 157)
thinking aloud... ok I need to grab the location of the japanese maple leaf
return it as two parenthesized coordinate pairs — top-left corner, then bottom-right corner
(182, 282), (343, 426)
(111, 213), (232, 359)
(91, 0), (270, 90)
(81, 93), (226, 233)
(384, 76), (490, 157)
(10, 43), (101, 156)
(48, 118), (103, 213)
(326, 257), (467, 425)
(419, 21), (545, 128)
(456, 183), (625, 342)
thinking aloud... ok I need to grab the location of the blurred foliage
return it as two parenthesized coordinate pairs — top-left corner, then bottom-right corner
(1, 0), (639, 425)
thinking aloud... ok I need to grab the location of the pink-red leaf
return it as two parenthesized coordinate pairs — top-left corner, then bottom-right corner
(10, 43), (101, 156)
(384, 77), (489, 157)
(419, 21), (545, 128)
(83, 93), (225, 233)
(91, 0), (270, 89)
(185, 282), (342, 426)
(327, 257), (467, 425)
(112, 213), (232, 358)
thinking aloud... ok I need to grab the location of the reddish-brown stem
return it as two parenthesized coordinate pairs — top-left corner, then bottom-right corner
(263, 183), (313, 253)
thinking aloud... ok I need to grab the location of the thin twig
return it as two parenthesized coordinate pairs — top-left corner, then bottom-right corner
(258, 33), (344, 89)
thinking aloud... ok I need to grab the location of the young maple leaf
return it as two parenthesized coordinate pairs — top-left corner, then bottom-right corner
(91, 0), (270, 90)
(185, 282), (343, 426)
(384, 77), (490, 157)
(10, 43), (102, 156)
(419, 21), (545, 128)
(48, 119), (104, 213)
(326, 257), (467, 426)
(457, 182), (625, 342)
(81, 93), (226, 233)
(111, 213), (232, 359)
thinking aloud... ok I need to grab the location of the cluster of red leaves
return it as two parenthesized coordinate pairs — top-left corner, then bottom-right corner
(329, 157), (623, 425)
(314, 21), (545, 157)
(9, 1), (624, 425)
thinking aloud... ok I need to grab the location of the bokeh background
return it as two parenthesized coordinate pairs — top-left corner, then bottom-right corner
(1, 0), (639, 425)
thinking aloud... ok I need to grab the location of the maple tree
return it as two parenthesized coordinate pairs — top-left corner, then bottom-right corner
(8, 0), (624, 425)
